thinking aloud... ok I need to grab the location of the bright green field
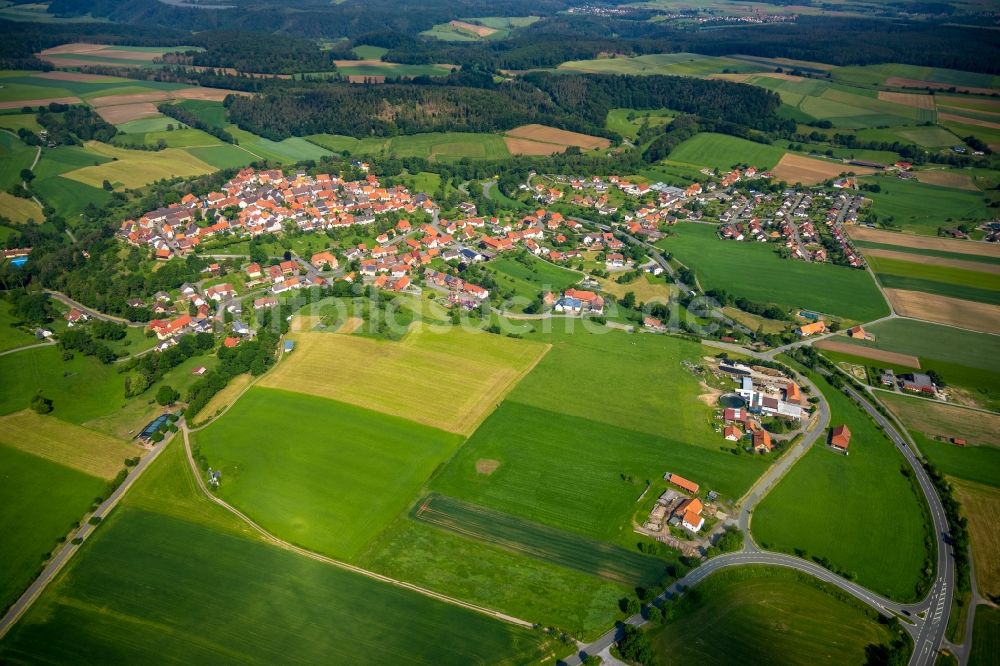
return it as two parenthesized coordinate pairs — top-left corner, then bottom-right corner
(970, 605), (1000, 666)
(0, 300), (38, 352)
(754, 367), (933, 602)
(0, 443), (106, 612)
(0, 346), (123, 425)
(227, 125), (332, 164)
(657, 223), (889, 321)
(855, 240), (1000, 267)
(0, 132), (36, 190)
(832, 63), (1000, 90)
(307, 131), (509, 160)
(360, 513), (629, 638)
(196, 387), (463, 559)
(0, 456), (553, 664)
(666, 133), (786, 170)
(559, 53), (765, 78)
(0, 112), (42, 133)
(861, 177), (991, 235)
(114, 127), (223, 149)
(650, 566), (898, 665)
(115, 115), (175, 134)
(351, 44), (389, 60)
(337, 63), (453, 77)
(174, 99), (228, 128)
(32, 175), (109, 219)
(869, 255), (1000, 306)
(184, 144), (257, 169)
(910, 431), (1000, 490)
(605, 108), (674, 140)
(489, 255), (580, 307)
(432, 401), (766, 544)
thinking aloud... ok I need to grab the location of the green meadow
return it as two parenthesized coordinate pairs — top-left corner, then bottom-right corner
(869, 255), (1000, 306)
(195, 387), (463, 559)
(432, 401), (766, 544)
(842, 318), (1000, 373)
(970, 605), (1000, 666)
(753, 367), (933, 602)
(0, 300), (38, 352)
(650, 566), (898, 665)
(666, 132), (786, 170)
(656, 223), (889, 321)
(307, 131), (510, 160)
(861, 177), (991, 235)
(489, 254), (580, 307)
(605, 108), (674, 140)
(0, 132), (36, 190)
(910, 431), (1000, 490)
(0, 443), (106, 611)
(855, 240), (1000, 267)
(226, 125), (332, 164)
(559, 53), (764, 78)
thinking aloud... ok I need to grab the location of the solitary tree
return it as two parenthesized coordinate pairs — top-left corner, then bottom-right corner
(30, 393), (53, 414)
(156, 385), (180, 406)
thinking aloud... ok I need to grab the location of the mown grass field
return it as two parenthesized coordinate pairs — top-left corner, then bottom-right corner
(657, 223), (888, 321)
(0, 131), (36, 190)
(309, 131), (511, 161)
(861, 177), (991, 235)
(951, 479), (1000, 602)
(0, 443), (107, 613)
(869, 255), (1000, 306)
(260, 326), (549, 435)
(605, 108), (674, 140)
(881, 393), (1000, 448)
(359, 512), (631, 638)
(852, 319), (1000, 373)
(511, 328), (724, 446)
(412, 493), (672, 588)
(61, 141), (215, 189)
(0, 410), (137, 479)
(754, 367), (933, 602)
(666, 132), (786, 170)
(0, 191), (43, 223)
(226, 124), (332, 164)
(0, 301), (38, 352)
(432, 401), (766, 544)
(196, 388), (463, 559)
(0, 504), (554, 664)
(558, 53), (764, 78)
(910, 431), (999, 490)
(650, 566), (897, 665)
(488, 254), (580, 307)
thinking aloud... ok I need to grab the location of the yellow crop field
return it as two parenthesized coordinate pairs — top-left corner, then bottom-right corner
(0, 410), (140, 479)
(259, 327), (550, 434)
(0, 192), (44, 223)
(951, 479), (1000, 600)
(62, 141), (215, 189)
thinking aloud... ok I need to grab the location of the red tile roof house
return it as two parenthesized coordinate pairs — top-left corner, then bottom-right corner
(724, 425), (743, 441)
(753, 429), (774, 453)
(311, 251), (338, 270)
(830, 425), (851, 453)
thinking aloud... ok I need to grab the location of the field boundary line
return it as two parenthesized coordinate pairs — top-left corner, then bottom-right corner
(179, 425), (536, 628)
(460, 342), (553, 436)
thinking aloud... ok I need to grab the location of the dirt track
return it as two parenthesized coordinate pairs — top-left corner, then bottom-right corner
(815, 338), (920, 367)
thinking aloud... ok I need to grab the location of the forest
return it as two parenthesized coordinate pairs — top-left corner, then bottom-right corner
(167, 31), (341, 75)
(224, 73), (783, 140)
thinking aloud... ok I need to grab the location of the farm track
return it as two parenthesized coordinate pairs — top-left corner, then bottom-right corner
(178, 425), (536, 629)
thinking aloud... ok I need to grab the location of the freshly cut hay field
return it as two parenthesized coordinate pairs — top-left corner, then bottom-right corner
(882, 288), (1000, 334)
(504, 137), (566, 155)
(0, 410), (138, 479)
(192, 372), (252, 424)
(877, 91), (935, 110)
(772, 152), (874, 184)
(863, 247), (1000, 275)
(667, 132), (785, 170)
(260, 327), (549, 435)
(196, 388), (463, 559)
(0, 504), (553, 665)
(62, 141), (215, 189)
(0, 191), (44, 223)
(649, 566), (895, 666)
(881, 393), (1000, 448)
(913, 170), (979, 191)
(0, 444), (107, 611)
(86, 90), (173, 107)
(432, 402), (767, 542)
(951, 479), (1000, 600)
(412, 493), (670, 588)
(815, 339), (919, 367)
(33, 71), (128, 83)
(754, 367), (932, 602)
(93, 101), (159, 124)
(0, 95), (80, 110)
(848, 226), (1000, 258)
(505, 124), (610, 150)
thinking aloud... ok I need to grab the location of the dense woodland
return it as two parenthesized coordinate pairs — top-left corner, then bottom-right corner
(225, 73), (784, 140)
(169, 31), (340, 74)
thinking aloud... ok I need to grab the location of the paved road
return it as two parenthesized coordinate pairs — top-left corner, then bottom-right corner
(0, 435), (169, 639)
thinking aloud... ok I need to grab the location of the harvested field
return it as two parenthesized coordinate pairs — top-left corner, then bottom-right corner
(505, 124), (610, 150)
(882, 288), (1000, 334)
(863, 248), (1000, 275)
(772, 152), (875, 185)
(0, 410), (139, 479)
(94, 102), (159, 124)
(172, 86), (248, 101)
(951, 479), (1000, 600)
(63, 140), (215, 189)
(449, 20), (497, 37)
(258, 328), (550, 435)
(412, 493), (670, 588)
(913, 170), (979, 191)
(938, 112), (1000, 130)
(39, 43), (161, 61)
(881, 393), (1000, 447)
(0, 96), (80, 110)
(877, 91), (936, 110)
(87, 91), (173, 107)
(884, 77), (996, 96)
(815, 339), (920, 367)
(848, 226), (1000, 258)
(503, 137), (566, 155)
(193, 373), (253, 424)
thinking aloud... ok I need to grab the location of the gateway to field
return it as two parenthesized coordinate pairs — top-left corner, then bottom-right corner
(259, 328), (550, 435)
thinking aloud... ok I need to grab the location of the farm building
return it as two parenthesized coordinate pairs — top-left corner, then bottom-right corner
(665, 473), (699, 495)
(797, 321), (827, 337)
(830, 425), (852, 452)
(753, 429), (774, 453)
(724, 425), (742, 441)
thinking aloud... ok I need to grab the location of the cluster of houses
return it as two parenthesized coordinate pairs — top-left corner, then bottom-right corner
(716, 361), (807, 452)
(660, 473), (706, 532)
(145, 283), (237, 344)
(718, 189), (865, 266)
(117, 168), (435, 260)
(423, 268), (490, 309)
(548, 288), (606, 315)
